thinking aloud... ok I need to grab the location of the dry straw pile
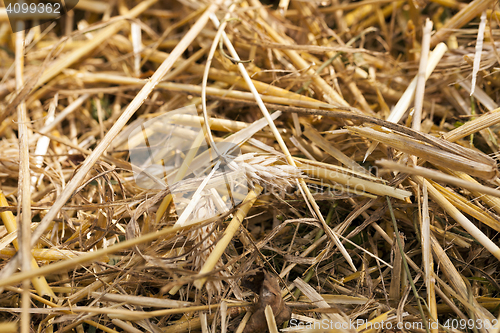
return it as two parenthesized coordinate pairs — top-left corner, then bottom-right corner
(1, 0), (500, 332)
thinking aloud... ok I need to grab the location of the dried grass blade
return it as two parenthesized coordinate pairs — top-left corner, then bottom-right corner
(155, 130), (206, 224)
(386, 197), (431, 333)
(15, 24), (32, 333)
(430, 180), (500, 233)
(92, 292), (192, 308)
(442, 106), (500, 142)
(459, 76), (499, 111)
(293, 278), (329, 308)
(31, 0), (224, 248)
(36, 0), (157, 88)
(162, 314), (215, 333)
(293, 277), (354, 332)
(429, 225), (472, 248)
(200, 312), (209, 333)
(167, 112), (282, 182)
(0, 181), (53, 296)
(194, 186), (262, 289)
(295, 158), (381, 182)
(201, 67), (328, 105)
(255, 18), (348, 107)
(298, 294), (368, 305)
(212, 13), (356, 271)
(162, 47), (207, 82)
(68, 274), (119, 304)
(355, 310), (392, 332)
(356, 1), (404, 30)
(443, 168), (500, 215)
(386, 43), (447, 123)
(0, 222), (195, 290)
(235, 311), (252, 333)
(412, 18), (433, 131)
(376, 160), (500, 198)
(264, 305), (279, 333)
(107, 302), (251, 321)
(110, 319), (142, 333)
(221, 301), (228, 333)
(414, 177), (500, 261)
(430, 0), (495, 47)
(421, 183), (438, 333)
(303, 124), (370, 176)
(0, 247), (86, 261)
(348, 126), (497, 180)
(30, 93), (89, 143)
(0, 323), (17, 333)
(298, 164), (411, 200)
(30, 94), (57, 189)
(389, 233), (403, 302)
(471, 11), (487, 95)
(175, 160), (221, 227)
(75, 72), (335, 110)
(5, 285), (121, 332)
(430, 235), (495, 323)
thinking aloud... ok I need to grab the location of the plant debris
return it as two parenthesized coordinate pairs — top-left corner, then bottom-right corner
(1, 0), (500, 332)
(242, 270), (291, 333)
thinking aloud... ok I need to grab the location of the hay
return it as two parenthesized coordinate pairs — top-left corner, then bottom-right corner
(1, 0), (500, 332)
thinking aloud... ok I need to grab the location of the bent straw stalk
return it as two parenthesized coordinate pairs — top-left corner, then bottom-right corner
(74, 72), (337, 110)
(387, 43), (447, 123)
(194, 185), (262, 289)
(0, 223), (194, 289)
(174, 154), (305, 291)
(30, 0), (225, 249)
(0, 192), (53, 296)
(430, 0), (495, 47)
(4, 0), (500, 330)
(211, 12), (357, 272)
(413, 177), (500, 261)
(376, 160), (500, 198)
(35, 0), (158, 89)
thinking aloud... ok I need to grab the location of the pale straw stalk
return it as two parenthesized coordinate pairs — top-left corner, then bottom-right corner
(413, 177), (500, 261)
(211, 11), (356, 272)
(30, 0), (225, 250)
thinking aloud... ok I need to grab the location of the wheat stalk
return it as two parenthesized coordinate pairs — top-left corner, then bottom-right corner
(189, 194), (224, 297)
(180, 153), (304, 292)
(232, 153), (304, 189)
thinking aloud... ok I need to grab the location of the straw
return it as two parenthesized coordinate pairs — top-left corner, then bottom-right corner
(2, 0), (500, 330)
(30, 0), (225, 249)
(15, 24), (32, 333)
(36, 0), (158, 89)
(430, 0), (495, 47)
(414, 177), (500, 261)
(471, 11), (487, 95)
(211, 11), (356, 270)
(194, 185), (262, 289)
(412, 19), (432, 131)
